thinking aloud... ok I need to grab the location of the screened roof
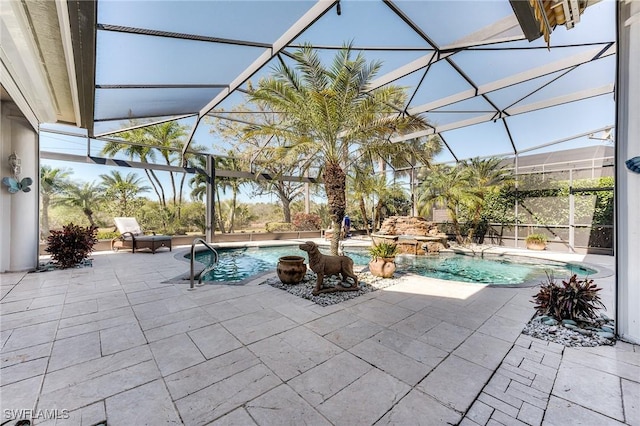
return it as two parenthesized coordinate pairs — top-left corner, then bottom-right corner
(86, 0), (616, 163)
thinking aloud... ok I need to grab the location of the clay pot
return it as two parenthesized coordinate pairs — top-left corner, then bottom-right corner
(526, 242), (546, 251)
(369, 257), (396, 278)
(277, 256), (307, 284)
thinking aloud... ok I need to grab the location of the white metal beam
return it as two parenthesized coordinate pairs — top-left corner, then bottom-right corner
(182, 0), (337, 159)
(506, 83), (614, 115)
(408, 45), (616, 115)
(391, 85), (613, 143)
(442, 15), (526, 50)
(57, 0), (81, 127)
(366, 51), (438, 91)
(196, 1), (336, 118)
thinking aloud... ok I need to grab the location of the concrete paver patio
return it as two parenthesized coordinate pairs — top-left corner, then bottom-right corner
(0, 242), (637, 425)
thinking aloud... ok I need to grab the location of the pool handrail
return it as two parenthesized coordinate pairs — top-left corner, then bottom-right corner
(190, 238), (219, 290)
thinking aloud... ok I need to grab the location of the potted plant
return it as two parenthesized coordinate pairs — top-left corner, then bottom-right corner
(525, 233), (547, 250)
(368, 241), (399, 278)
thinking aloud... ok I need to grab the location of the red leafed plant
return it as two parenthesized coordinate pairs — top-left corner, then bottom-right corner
(533, 274), (605, 321)
(46, 223), (98, 269)
(292, 213), (322, 231)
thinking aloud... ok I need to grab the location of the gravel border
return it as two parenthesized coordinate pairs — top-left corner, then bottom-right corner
(522, 313), (616, 347)
(261, 270), (405, 306)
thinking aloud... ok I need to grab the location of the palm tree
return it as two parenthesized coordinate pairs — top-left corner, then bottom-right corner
(104, 121), (197, 220)
(40, 165), (72, 240)
(144, 122), (188, 208)
(462, 157), (513, 242)
(418, 164), (475, 244)
(99, 170), (150, 217)
(214, 154), (248, 233)
(102, 127), (166, 207)
(383, 136), (442, 216)
(188, 155), (209, 202)
(58, 181), (105, 227)
(249, 44), (428, 254)
(348, 162), (377, 236)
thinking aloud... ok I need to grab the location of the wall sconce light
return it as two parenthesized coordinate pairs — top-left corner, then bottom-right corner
(626, 156), (640, 174)
(8, 152), (21, 176)
(2, 152), (32, 193)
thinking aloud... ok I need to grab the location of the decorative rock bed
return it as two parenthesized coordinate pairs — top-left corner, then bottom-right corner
(262, 270), (404, 307)
(522, 313), (616, 347)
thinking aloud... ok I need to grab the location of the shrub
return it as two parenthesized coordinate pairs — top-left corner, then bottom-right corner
(369, 241), (399, 259)
(265, 222), (295, 232)
(96, 230), (118, 240)
(46, 223), (98, 269)
(533, 274), (605, 321)
(292, 213), (322, 231)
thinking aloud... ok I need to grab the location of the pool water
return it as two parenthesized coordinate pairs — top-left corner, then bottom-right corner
(193, 245), (596, 285)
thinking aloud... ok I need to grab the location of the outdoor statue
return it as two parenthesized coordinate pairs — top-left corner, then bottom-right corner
(299, 241), (359, 295)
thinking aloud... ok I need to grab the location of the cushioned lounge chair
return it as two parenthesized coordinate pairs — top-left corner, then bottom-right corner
(111, 217), (172, 254)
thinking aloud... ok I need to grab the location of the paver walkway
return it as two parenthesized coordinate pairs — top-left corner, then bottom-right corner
(1, 243), (637, 425)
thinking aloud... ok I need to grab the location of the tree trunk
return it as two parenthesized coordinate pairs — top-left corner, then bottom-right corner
(83, 208), (96, 227)
(177, 172), (187, 220)
(215, 186), (226, 233)
(229, 190), (237, 233)
(324, 160), (346, 255)
(448, 206), (464, 244)
(41, 195), (50, 241)
(278, 190), (292, 223)
(358, 196), (370, 236)
(147, 169), (167, 208)
(466, 205), (483, 244)
(144, 169), (164, 208)
(374, 199), (384, 233)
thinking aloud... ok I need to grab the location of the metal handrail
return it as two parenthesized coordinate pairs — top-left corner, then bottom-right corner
(190, 238), (219, 290)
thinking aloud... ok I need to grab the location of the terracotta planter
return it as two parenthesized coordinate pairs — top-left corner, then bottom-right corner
(369, 257), (397, 278)
(526, 242), (546, 251)
(277, 256), (307, 284)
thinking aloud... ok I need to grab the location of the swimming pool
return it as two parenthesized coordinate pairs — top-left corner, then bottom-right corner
(191, 245), (597, 285)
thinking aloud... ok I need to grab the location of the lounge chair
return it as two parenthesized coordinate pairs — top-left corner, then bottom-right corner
(111, 217), (172, 254)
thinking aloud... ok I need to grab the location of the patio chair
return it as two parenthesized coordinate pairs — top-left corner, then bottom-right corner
(111, 217), (172, 254)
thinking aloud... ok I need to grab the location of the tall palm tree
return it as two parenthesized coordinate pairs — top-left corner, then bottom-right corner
(214, 154), (248, 233)
(462, 157), (513, 242)
(348, 162), (377, 236)
(104, 122), (195, 220)
(102, 127), (166, 207)
(144, 122), (188, 208)
(99, 170), (150, 217)
(418, 164), (475, 244)
(188, 155), (209, 202)
(58, 182), (105, 227)
(382, 136), (442, 216)
(249, 44), (428, 254)
(40, 165), (72, 239)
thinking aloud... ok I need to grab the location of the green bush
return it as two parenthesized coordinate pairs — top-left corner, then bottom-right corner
(533, 274), (605, 321)
(265, 222), (295, 232)
(45, 223), (98, 269)
(526, 233), (547, 244)
(96, 230), (118, 240)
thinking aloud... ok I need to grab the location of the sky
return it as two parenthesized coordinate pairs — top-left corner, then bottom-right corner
(38, 0), (616, 204)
